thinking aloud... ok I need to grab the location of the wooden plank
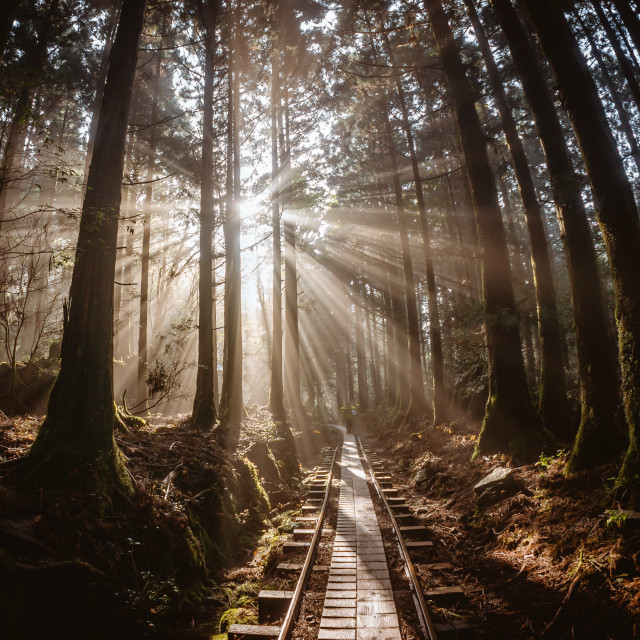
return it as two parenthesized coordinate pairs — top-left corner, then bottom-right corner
(433, 620), (474, 638)
(227, 623), (280, 639)
(399, 525), (429, 539)
(282, 541), (309, 555)
(293, 528), (314, 540)
(424, 585), (465, 604)
(405, 540), (434, 549)
(258, 590), (293, 622)
(276, 562), (329, 573)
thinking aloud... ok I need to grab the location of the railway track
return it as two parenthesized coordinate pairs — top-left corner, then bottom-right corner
(227, 432), (472, 640)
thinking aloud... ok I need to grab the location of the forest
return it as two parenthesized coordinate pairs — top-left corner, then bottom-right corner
(1, 0), (640, 638)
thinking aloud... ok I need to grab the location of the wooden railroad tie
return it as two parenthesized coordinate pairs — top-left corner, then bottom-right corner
(227, 623), (280, 639)
(283, 541), (310, 555)
(258, 590), (294, 622)
(399, 525), (429, 540)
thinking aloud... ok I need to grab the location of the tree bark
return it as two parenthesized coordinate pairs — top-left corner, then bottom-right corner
(424, 0), (545, 459)
(523, 0), (640, 490)
(29, 0), (147, 491)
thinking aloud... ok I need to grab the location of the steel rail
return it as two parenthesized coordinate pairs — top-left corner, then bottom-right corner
(356, 435), (438, 640)
(277, 437), (342, 640)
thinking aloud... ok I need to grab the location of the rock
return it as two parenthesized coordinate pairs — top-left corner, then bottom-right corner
(473, 467), (513, 495)
(474, 468), (520, 507)
(415, 468), (429, 484)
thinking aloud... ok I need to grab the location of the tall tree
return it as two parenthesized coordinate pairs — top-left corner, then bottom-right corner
(490, 0), (624, 470)
(27, 0), (147, 490)
(136, 40), (162, 408)
(269, 48), (284, 419)
(191, 0), (219, 429)
(523, 0), (640, 491)
(464, 0), (566, 436)
(424, 0), (545, 458)
(221, 0), (243, 440)
(382, 97), (429, 421)
(392, 63), (447, 425)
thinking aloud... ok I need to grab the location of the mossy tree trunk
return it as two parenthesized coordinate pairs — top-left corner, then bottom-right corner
(191, 0), (219, 429)
(523, 0), (640, 490)
(424, 0), (545, 459)
(491, 0), (624, 471)
(29, 0), (147, 491)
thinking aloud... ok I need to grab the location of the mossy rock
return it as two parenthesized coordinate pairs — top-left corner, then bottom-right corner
(219, 607), (258, 633)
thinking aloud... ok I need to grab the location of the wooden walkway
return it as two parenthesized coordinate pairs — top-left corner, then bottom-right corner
(318, 435), (401, 640)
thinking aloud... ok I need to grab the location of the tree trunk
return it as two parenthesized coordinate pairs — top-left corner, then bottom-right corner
(491, 0), (624, 469)
(83, 3), (121, 196)
(192, 0), (218, 429)
(424, 0), (545, 459)
(269, 55), (285, 419)
(465, 0), (566, 435)
(354, 279), (369, 411)
(382, 100), (428, 421)
(395, 77), (447, 425)
(380, 20), (445, 423)
(136, 47), (161, 408)
(282, 81), (302, 419)
(382, 279), (397, 405)
(29, 0), (147, 492)
(221, 7), (243, 441)
(523, 0), (640, 490)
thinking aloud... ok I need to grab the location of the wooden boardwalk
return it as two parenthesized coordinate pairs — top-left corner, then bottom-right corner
(318, 435), (401, 640)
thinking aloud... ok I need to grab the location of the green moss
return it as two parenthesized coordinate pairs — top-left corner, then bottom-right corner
(219, 607), (257, 633)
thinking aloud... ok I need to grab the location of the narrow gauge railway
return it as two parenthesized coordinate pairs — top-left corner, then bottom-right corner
(227, 432), (472, 640)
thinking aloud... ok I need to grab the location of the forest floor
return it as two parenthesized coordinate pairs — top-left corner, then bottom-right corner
(1, 410), (639, 639)
(0, 410), (326, 639)
(364, 409), (640, 639)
